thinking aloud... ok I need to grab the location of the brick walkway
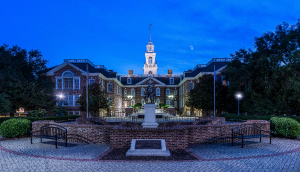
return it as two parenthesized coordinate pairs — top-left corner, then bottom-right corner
(0, 137), (299, 171)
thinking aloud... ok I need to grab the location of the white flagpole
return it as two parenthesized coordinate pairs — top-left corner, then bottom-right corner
(86, 64), (89, 118)
(214, 65), (216, 117)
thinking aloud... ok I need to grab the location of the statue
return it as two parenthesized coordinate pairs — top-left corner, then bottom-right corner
(144, 83), (155, 104)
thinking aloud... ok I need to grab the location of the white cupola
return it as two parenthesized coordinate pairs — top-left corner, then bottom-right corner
(143, 24), (158, 75)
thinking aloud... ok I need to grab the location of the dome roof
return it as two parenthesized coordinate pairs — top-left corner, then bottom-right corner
(148, 40), (153, 45)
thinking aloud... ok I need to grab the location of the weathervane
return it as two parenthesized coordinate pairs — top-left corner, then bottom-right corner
(149, 23), (152, 41)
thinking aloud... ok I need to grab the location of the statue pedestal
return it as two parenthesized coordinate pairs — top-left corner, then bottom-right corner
(142, 104), (159, 128)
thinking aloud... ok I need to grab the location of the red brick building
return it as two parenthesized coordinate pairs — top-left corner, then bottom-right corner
(44, 39), (232, 117)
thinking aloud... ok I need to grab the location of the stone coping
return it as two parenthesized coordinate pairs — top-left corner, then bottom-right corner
(112, 126), (185, 130)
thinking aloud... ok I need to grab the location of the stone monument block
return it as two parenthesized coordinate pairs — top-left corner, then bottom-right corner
(142, 104), (159, 128)
(126, 139), (170, 156)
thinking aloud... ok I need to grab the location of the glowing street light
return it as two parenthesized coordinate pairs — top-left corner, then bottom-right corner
(235, 93), (243, 116)
(168, 95), (174, 99)
(57, 94), (64, 116)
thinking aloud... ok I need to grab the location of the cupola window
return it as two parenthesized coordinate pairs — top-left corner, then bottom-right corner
(148, 57), (152, 64)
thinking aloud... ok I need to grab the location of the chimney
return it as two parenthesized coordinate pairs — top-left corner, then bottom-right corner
(129, 70), (133, 75)
(168, 69), (173, 75)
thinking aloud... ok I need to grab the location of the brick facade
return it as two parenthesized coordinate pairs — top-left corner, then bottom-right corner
(45, 58), (231, 117)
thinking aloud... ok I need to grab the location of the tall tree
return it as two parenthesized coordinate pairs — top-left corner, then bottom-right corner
(225, 20), (300, 115)
(77, 83), (109, 116)
(186, 74), (228, 115)
(0, 45), (54, 116)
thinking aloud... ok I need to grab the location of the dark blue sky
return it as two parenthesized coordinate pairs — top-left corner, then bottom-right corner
(1, 1), (300, 74)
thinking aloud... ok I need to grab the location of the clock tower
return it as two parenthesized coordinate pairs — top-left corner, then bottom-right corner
(143, 24), (158, 75)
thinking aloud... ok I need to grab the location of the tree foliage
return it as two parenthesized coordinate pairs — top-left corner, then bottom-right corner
(225, 20), (300, 115)
(27, 108), (46, 117)
(77, 83), (109, 116)
(51, 105), (68, 116)
(0, 93), (11, 114)
(0, 45), (54, 115)
(186, 74), (228, 114)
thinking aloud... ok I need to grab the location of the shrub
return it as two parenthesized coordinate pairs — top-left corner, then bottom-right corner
(0, 118), (31, 138)
(27, 108), (46, 117)
(270, 117), (300, 139)
(159, 103), (166, 108)
(0, 115), (81, 126)
(52, 105), (68, 116)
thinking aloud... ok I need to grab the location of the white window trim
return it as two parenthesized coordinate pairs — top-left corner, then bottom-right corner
(131, 99), (135, 106)
(189, 82), (194, 92)
(127, 78), (132, 84)
(166, 99), (170, 105)
(89, 79), (95, 85)
(62, 94), (74, 106)
(131, 89), (135, 97)
(156, 88), (160, 96)
(56, 77), (63, 89)
(166, 88), (170, 96)
(74, 77), (80, 89)
(141, 88), (145, 96)
(107, 82), (113, 92)
(62, 70), (74, 77)
(74, 95), (80, 106)
(169, 77), (174, 84)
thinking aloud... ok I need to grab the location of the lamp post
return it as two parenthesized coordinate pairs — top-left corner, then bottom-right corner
(168, 95), (174, 100)
(235, 93), (242, 116)
(57, 94), (64, 116)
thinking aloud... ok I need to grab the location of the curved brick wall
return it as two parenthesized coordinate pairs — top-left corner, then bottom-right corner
(32, 119), (270, 149)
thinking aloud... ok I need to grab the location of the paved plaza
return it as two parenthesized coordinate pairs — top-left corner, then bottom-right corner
(0, 137), (300, 172)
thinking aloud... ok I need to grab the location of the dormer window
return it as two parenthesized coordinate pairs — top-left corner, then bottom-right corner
(127, 78), (132, 84)
(169, 78), (174, 84)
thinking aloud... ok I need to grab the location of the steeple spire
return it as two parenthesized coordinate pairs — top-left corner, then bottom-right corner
(149, 23), (152, 41)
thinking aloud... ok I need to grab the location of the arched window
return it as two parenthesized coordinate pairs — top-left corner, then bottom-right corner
(141, 88), (145, 96)
(149, 71), (152, 74)
(62, 71), (74, 89)
(62, 71), (74, 77)
(156, 88), (160, 96)
(56, 71), (80, 90)
(148, 57), (152, 64)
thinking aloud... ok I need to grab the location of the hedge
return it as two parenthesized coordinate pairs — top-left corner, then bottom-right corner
(0, 115), (81, 125)
(219, 114), (300, 123)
